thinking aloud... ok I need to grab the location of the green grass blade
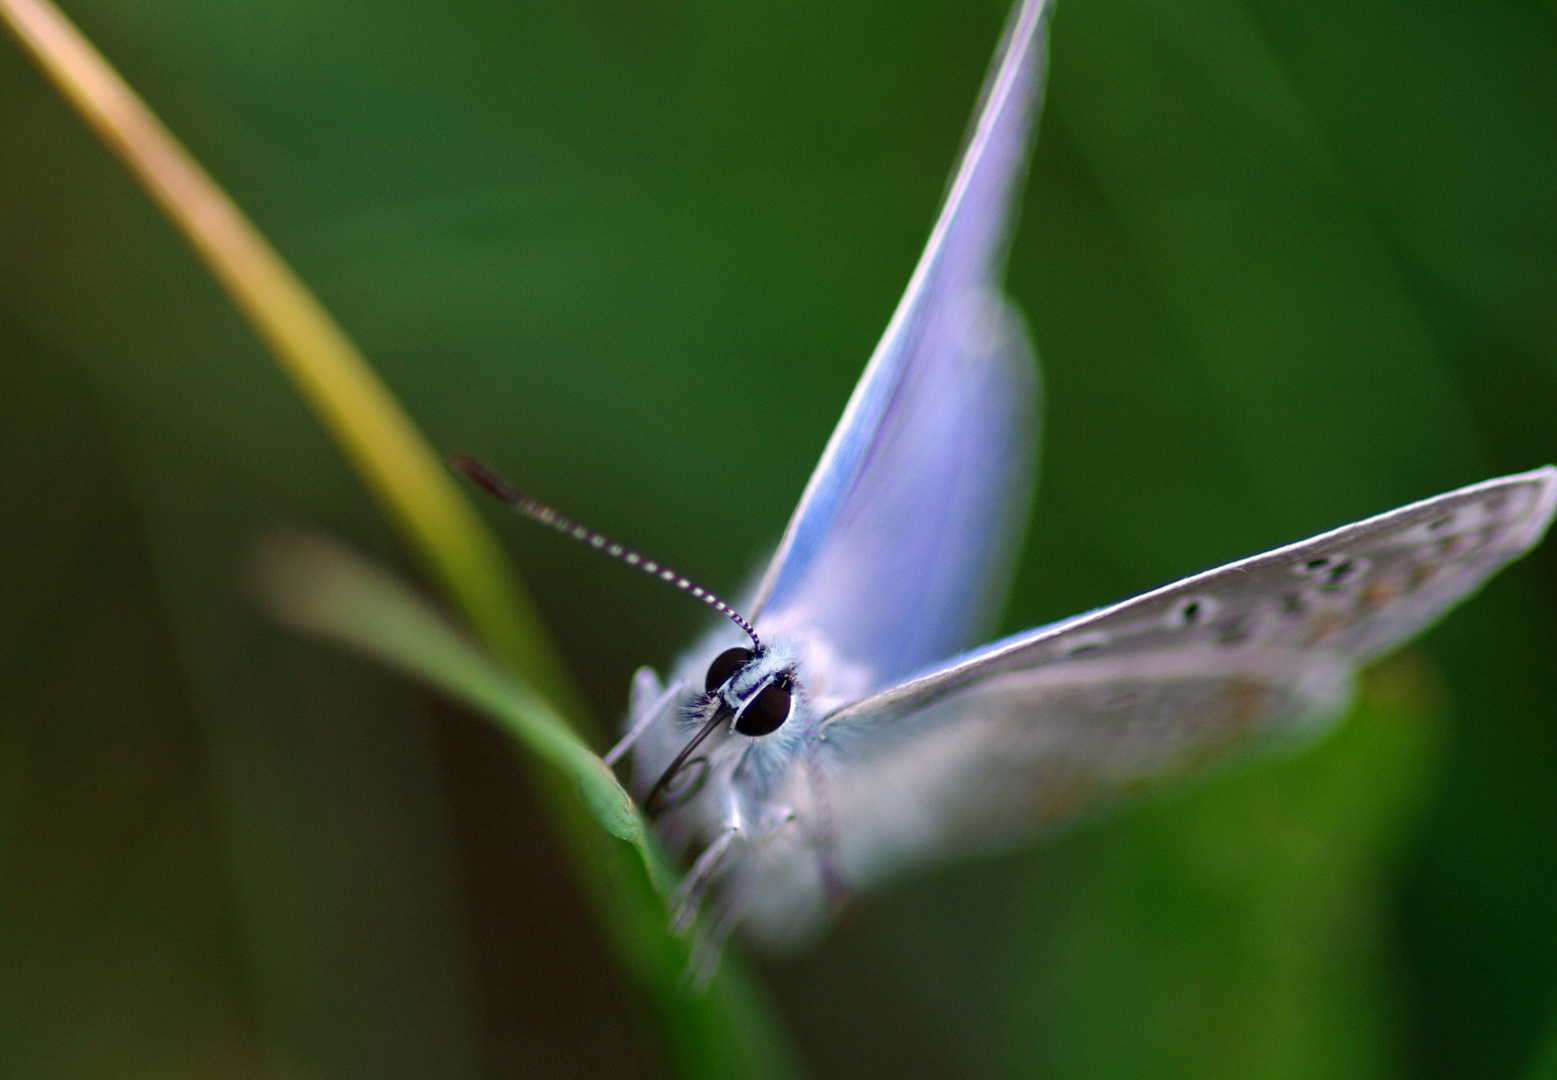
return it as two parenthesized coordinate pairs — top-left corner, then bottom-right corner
(0, 2), (800, 1074)
(253, 529), (801, 1078)
(0, 0), (565, 709)
(253, 530), (643, 847)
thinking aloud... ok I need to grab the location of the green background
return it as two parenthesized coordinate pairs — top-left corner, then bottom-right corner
(3, 0), (1555, 1076)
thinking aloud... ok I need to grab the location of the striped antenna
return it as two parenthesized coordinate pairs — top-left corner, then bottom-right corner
(449, 453), (761, 649)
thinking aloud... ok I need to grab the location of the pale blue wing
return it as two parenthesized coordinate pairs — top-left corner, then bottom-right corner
(737, 647), (1357, 948)
(771, 468), (1557, 902)
(749, 0), (1053, 693)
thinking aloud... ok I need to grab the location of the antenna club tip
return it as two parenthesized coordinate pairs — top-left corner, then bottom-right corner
(447, 452), (516, 504)
(447, 452), (491, 484)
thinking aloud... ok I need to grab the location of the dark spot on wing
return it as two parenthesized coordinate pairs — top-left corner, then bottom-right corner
(1318, 558), (1364, 591)
(1170, 596), (1216, 628)
(1427, 514), (1454, 532)
(1059, 631), (1109, 656)
(1281, 592), (1307, 616)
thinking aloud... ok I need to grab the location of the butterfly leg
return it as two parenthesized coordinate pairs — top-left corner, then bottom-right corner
(670, 825), (741, 934)
(679, 810), (800, 986)
(801, 742), (851, 913)
(683, 887), (748, 991)
(671, 804), (797, 934)
(605, 668), (685, 767)
(818, 847), (851, 915)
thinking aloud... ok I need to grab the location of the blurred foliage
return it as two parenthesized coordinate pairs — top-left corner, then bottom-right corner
(0, 3), (804, 1071)
(2, 1), (1555, 1079)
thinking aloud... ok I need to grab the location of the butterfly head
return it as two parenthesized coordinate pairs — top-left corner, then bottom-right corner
(642, 643), (805, 820)
(704, 645), (797, 737)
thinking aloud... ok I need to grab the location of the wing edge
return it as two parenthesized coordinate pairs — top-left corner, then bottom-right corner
(824, 466), (1557, 728)
(749, 0), (1055, 621)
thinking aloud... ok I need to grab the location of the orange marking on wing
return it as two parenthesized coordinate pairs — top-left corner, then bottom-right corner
(1036, 774), (1097, 823)
(1225, 677), (1271, 727)
(1303, 609), (1349, 645)
(1407, 561), (1441, 590)
(1359, 579), (1402, 614)
(1181, 678), (1270, 773)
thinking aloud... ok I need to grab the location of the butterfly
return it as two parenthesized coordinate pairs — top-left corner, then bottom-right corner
(455, 0), (1557, 957)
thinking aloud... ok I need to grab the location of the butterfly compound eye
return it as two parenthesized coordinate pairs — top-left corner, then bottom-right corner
(735, 677), (791, 737)
(704, 647), (754, 693)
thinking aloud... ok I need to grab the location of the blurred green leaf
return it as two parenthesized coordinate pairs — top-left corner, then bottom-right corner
(0, 1), (801, 1075)
(252, 529), (643, 847)
(249, 530), (801, 1078)
(1528, 1015), (1557, 1080)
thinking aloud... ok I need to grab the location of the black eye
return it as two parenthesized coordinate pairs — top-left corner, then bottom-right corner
(704, 647), (753, 693)
(735, 677), (791, 736)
